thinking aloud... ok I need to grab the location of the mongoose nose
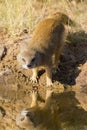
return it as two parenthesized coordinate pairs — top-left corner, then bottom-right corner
(27, 64), (31, 68)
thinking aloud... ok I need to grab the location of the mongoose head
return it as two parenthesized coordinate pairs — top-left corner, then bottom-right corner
(16, 108), (40, 129)
(17, 48), (44, 69)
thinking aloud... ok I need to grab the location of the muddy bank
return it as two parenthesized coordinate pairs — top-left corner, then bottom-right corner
(0, 32), (87, 129)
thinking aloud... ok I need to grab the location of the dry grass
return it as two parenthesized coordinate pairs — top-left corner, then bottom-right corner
(0, 0), (87, 37)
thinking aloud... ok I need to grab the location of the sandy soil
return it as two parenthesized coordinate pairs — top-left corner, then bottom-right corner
(0, 31), (87, 130)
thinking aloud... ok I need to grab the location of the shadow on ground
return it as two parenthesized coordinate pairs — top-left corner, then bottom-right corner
(49, 90), (87, 130)
(53, 30), (87, 85)
(0, 29), (87, 130)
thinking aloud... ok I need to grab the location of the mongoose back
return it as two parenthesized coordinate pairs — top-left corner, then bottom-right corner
(17, 12), (66, 86)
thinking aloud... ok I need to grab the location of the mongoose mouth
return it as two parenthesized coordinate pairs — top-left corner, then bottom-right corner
(22, 64), (36, 69)
(21, 110), (29, 116)
(27, 64), (35, 69)
(22, 64), (29, 69)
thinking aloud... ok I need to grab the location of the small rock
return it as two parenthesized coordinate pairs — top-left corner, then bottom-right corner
(0, 106), (6, 119)
(0, 45), (7, 61)
(0, 69), (12, 76)
(76, 62), (87, 87)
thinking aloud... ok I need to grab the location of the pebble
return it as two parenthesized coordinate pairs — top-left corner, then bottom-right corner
(0, 45), (7, 61)
(0, 106), (6, 119)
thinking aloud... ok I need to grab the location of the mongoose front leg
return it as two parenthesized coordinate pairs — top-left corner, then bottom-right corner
(30, 68), (38, 83)
(45, 88), (53, 100)
(45, 88), (53, 108)
(46, 66), (53, 86)
(30, 88), (38, 107)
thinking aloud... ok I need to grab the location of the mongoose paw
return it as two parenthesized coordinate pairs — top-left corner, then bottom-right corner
(30, 76), (38, 83)
(32, 86), (38, 91)
(31, 87), (38, 99)
(47, 81), (53, 86)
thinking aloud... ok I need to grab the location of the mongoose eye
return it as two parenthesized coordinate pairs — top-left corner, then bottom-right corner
(22, 58), (26, 62)
(26, 111), (35, 122)
(20, 117), (25, 121)
(31, 58), (35, 62)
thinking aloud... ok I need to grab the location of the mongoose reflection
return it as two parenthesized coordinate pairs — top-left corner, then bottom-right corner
(16, 88), (59, 130)
(17, 12), (72, 86)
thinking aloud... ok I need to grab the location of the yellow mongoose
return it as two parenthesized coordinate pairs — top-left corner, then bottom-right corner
(16, 88), (58, 130)
(17, 12), (72, 86)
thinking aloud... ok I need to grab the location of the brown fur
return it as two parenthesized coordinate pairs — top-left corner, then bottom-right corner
(47, 12), (74, 26)
(17, 12), (67, 86)
(16, 89), (60, 130)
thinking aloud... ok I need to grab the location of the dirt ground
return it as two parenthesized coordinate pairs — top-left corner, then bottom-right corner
(0, 31), (87, 130)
